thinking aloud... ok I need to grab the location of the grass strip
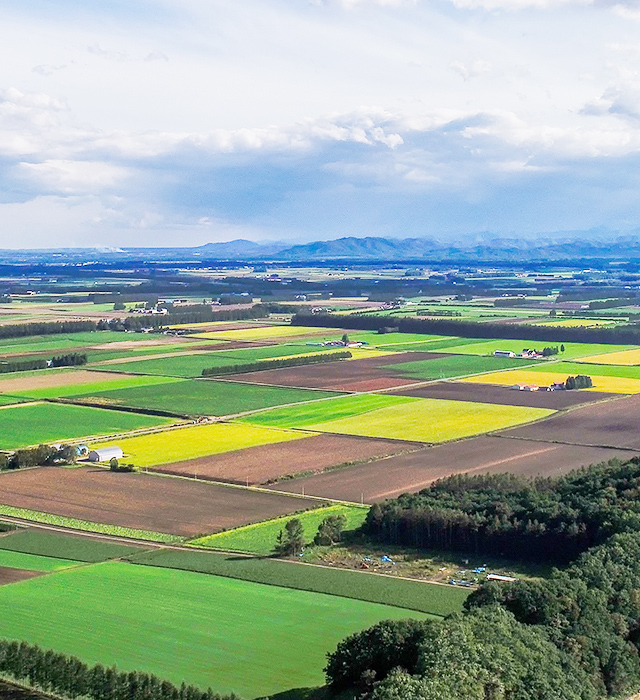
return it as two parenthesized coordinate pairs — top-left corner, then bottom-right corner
(0, 506), (180, 543)
(0, 549), (79, 572)
(127, 548), (469, 616)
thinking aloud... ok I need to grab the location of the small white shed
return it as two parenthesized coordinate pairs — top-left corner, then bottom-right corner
(87, 446), (124, 462)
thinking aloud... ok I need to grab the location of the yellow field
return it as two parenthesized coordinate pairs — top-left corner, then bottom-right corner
(190, 326), (329, 341)
(534, 318), (617, 328)
(460, 370), (640, 394)
(92, 422), (313, 467)
(307, 398), (554, 443)
(347, 348), (398, 360)
(578, 349), (640, 366)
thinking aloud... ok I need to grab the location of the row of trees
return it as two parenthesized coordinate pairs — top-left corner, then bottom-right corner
(0, 444), (78, 471)
(292, 311), (640, 345)
(0, 321), (95, 340)
(566, 374), (593, 389)
(0, 352), (87, 375)
(201, 351), (352, 377)
(0, 640), (238, 700)
(363, 460), (640, 563)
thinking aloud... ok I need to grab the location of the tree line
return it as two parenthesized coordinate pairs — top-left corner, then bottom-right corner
(362, 460), (640, 563)
(0, 639), (239, 700)
(292, 311), (640, 345)
(0, 321), (95, 340)
(0, 443), (79, 471)
(0, 352), (87, 375)
(201, 351), (352, 377)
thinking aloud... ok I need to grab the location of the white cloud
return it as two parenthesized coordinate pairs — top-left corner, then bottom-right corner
(16, 160), (130, 194)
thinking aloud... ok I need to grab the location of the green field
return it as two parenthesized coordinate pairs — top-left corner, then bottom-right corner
(387, 354), (536, 380)
(73, 379), (340, 417)
(0, 402), (172, 449)
(191, 505), (368, 555)
(0, 548), (79, 572)
(0, 561), (430, 698)
(10, 374), (183, 400)
(0, 395), (25, 406)
(306, 397), (554, 443)
(528, 360), (640, 380)
(0, 529), (143, 561)
(0, 331), (153, 356)
(240, 393), (413, 428)
(129, 548), (468, 616)
(440, 339), (637, 360)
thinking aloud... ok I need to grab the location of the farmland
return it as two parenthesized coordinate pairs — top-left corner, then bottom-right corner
(93, 422), (310, 467)
(0, 561), (431, 698)
(191, 504), (368, 554)
(385, 353), (537, 380)
(578, 348), (640, 365)
(0, 403), (172, 449)
(461, 369), (640, 394)
(0, 467), (321, 537)
(71, 378), (340, 416)
(434, 339), (637, 360)
(149, 433), (412, 484)
(0, 549), (78, 572)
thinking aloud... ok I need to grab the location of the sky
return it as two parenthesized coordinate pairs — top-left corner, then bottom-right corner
(1, 0), (640, 248)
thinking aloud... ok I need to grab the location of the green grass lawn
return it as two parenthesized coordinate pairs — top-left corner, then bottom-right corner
(0, 402), (172, 449)
(191, 505), (368, 555)
(71, 380), (341, 417)
(10, 374), (183, 400)
(0, 561), (430, 698)
(0, 548), (79, 571)
(240, 393), (413, 428)
(129, 548), (468, 617)
(387, 354), (536, 380)
(0, 529), (143, 562)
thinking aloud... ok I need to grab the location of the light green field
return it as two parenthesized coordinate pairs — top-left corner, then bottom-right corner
(93, 422), (311, 467)
(306, 398), (555, 443)
(240, 393), (414, 428)
(0, 548), (78, 572)
(10, 374), (182, 400)
(0, 402), (172, 449)
(441, 339), (637, 360)
(192, 505), (368, 555)
(0, 561), (429, 698)
(0, 331), (149, 356)
(387, 354), (536, 380)
(527, 360), (640, 380)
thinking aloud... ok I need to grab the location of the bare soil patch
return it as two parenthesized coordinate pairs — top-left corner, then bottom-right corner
(498, 394), (640, 449)
(0, 467), (320, 537)
(149, 434), (417, 485)
(268, 436), (637, 503)
(0, 567), (43, 585)
(0, 370), (128, 394)
(227, 352), (447, 392)
(389, 381), (618, 409)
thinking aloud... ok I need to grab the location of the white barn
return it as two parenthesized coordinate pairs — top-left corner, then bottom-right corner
(87, 446), (124, 462)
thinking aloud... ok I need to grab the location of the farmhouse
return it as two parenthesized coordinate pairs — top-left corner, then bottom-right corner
(87, 446), (124, 463)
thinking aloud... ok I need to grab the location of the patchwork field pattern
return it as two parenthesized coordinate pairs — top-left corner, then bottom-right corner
(460, 369), (640, 394)
(436, 339), (636, 360)
(385, 353), (536, 380)
(0, 403), (172, 449)
(270, 437), (637, 502)
(93, 422), (310, 467)
(190, 325), (331, 341)
(0, 562), (429, 698)
(149, 433), (414, 484)
(0, 467), (320, 537)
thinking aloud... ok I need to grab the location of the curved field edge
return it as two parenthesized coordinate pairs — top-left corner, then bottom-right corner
(126, 548), (468, 617)
(190, 504), (368, 555)
(0, 506), (180, 543)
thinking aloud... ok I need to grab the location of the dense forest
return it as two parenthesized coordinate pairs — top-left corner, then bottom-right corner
(363, 460), (640, 563)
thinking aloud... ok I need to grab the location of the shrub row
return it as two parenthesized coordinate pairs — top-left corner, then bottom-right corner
(0, 321), (96, 340)
(201, 350), (352, 377)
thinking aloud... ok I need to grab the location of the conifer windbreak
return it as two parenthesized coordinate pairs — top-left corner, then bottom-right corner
(201, 350), (352, 377)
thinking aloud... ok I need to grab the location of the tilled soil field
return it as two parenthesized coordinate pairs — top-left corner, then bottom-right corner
(0, 467), (321, 537)
(149, 433), (419, 484)
(0, 567), (42, 586)
(497, 393), (640, 449)
(0, 370), (131, 394)
(227, 352), (451, 392)
(388, 381), (618, 409)
(267, 436), (637, 502)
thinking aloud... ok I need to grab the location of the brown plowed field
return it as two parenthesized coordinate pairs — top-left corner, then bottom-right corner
(389, 381), (618, 409)
(227, 352), (452, 392)
(0, 567), (42, 586)
(0, 370), (135, 394)
(149, 434), (418, 484)
(498, 393), (640, 449)
(0, 467), (320, 537)
(267, 437), (637, 503)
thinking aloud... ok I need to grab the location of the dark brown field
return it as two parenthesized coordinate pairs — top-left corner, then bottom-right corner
(0, 467), (321, 537)
(388, 381), (618, 409)
(227, 352), (451, 392)
(149, 434), (418, 484)
(268, 436), (637, 502)
(498, 394), (640, 449)
(0, 567), (42, 586)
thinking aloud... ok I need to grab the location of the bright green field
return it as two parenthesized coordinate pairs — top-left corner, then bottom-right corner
(0, 331), (149, 356)
(72, 379), (340, 417)
(129, 548), (468, 616)
(240, 393), (413, 428)
(0, 395), (25, 406)
(441, 339), (637, 360)
(10, 374), (183, 400)
(387, 354), (536, 380)
(0, 529), (142, 562)
(0, 548), (78, 571)
(0, 561), (429, 698)
(306, 398), (554, 443)
(192, 505), (368, 555)
(0, 402), (171, 449)
(527, 360), (640, 380)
